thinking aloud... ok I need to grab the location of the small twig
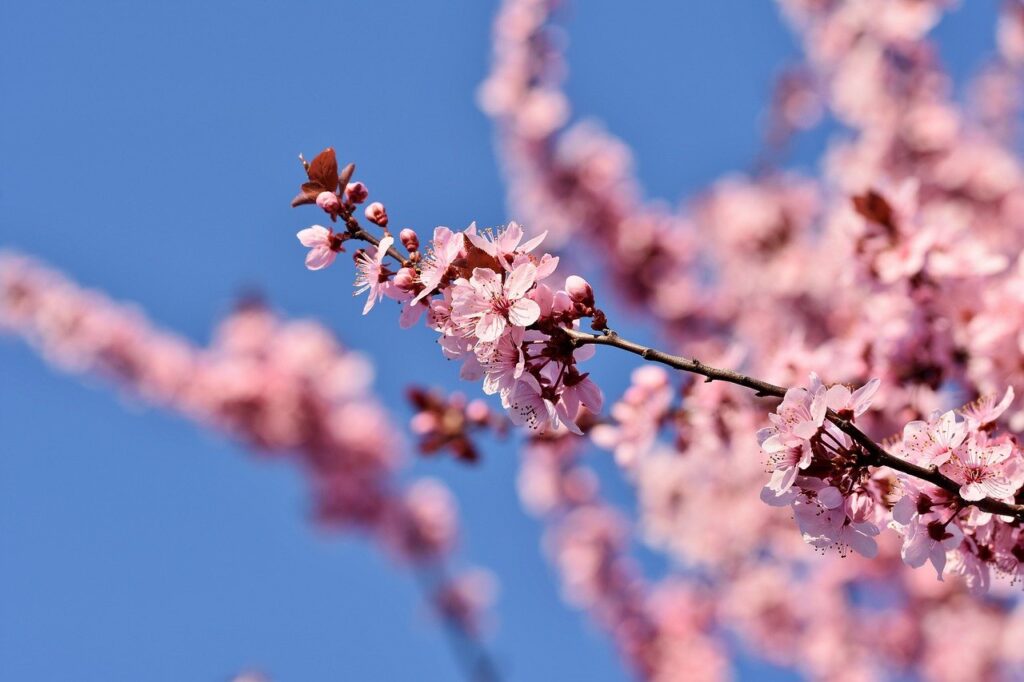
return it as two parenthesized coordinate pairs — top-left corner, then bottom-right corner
(561, 327), (1024, 522)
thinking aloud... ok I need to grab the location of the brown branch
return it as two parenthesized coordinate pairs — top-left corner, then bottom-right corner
(561, 327), (1024, 522)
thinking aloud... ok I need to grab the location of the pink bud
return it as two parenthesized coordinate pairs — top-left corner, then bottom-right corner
(400, 228), (419, 252)
(365, 202), (388, 227)
(466, 399), (490, 423)
(565, 275), (594, 307)
(315, 191), (342, 220)
(345, 181), (369, 204)
(394, 266), (416, 290)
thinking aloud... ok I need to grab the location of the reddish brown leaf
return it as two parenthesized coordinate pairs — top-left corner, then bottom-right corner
(291, 182), (324, 207)
(851, 190), (897, 234)
(307, 147), (338, 193)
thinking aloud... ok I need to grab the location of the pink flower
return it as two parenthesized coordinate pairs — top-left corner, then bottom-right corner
(763, 376), (828, 449)
(451, 263), (541, 342)
(899, 410), (967, 467)
(353, 236), (394, 314)
(507, 374), (556, 433)
(466, 221), (547, 268)
(479, 326), (526, 400)
(792, 485), (879, 558)
(945, 436), (1017, 502)
(824, 378), (880, 418)
(555, 373), (603, 435)
(296, 225), (338, 271)
(961, 387), (1015, 430)
(893, 499), (963, 579)
(758, 375), (828, 494)
(412, 226), (465, 305)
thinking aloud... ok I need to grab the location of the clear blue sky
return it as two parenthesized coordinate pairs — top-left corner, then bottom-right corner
(0, 1), (999, 680)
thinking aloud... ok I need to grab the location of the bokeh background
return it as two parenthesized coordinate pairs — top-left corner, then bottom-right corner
(0, 1), (1002, 679)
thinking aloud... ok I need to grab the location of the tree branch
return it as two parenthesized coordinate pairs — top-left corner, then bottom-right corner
(561, 327), (1024, 522)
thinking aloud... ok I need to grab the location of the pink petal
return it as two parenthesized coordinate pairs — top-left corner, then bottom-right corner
(850, 378), (881, 415)
(297, 225), (330, 247)
(901, 528), (930, 568)
(518, 230), (548, 254)
(504, 262), (538, 300)
(399, 302), (425, 329)
(305, 246), (336, 271)
(475, 312), (506, 343)
(465, 224), (495, 256)
(577, 379), (603, 413)
(817, 486), (844, 509)
(507, 297), (540, 327)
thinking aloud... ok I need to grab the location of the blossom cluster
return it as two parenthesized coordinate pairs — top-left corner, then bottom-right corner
(472, 0), (1024, 677)
(759, 374), (886, 558)
(758, 373), (1024, 592)
(891, 390), (1024, 593)
(293, 149), (604, 437)
(0, 252), (492, 634)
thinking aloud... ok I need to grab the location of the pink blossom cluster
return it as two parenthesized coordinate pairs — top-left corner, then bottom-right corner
(519, 437), (730, 682)
(469, 0), (1024, 677)
(0, 252), (491, 635)
(292, 160), (605, 436)
(890, 391), (1024, 593)
(759, 374), (886, 558)
(407, 386), (507, 464)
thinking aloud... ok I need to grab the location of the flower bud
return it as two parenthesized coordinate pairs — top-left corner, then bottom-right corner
(400, 228), (419, 252)
(465, 399), (490, 423)
(365, 202), (388, 227)
(394, 266), (416, 290)
(345, 181), (369, 204)
(565, 275), (594, 307)
(315, 191), (342, 220)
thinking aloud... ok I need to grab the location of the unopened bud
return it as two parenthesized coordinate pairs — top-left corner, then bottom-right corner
(565, 275), (594, 307)
(465, 399), (490, 423)
(316, 191), (342, 220)
(394, 266), (417, 290)
(365, 202), (388, 227)
(345, 181), (369, 204)
(400, 228), (419, 252)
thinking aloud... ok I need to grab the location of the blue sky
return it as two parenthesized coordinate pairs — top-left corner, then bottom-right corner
(0, 1), (1001, 680)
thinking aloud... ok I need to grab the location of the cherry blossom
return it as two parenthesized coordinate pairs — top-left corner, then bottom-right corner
(296, 225), (339, 271)
(353, 236), (394, 314)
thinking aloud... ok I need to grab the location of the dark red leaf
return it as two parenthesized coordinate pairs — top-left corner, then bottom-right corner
(307, 147), (338, 193)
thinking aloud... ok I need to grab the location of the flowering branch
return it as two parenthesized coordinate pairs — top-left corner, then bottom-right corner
(562, 327), (1024, 522)
(290, 144), (1024, 592)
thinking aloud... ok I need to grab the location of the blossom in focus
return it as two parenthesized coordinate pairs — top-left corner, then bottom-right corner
(451, 263), (540, 342)
(297, 225), (338, 271)
(353, 236), (394, 314)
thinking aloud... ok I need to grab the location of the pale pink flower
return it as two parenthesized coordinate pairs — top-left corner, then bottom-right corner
(412, 226), (464, 305)
(507, 373), (556, 433)
(895, 510), (963, 579)
(555, 374), (603, 433)
(900, 410), (967, 467)
(353, 236), (394, 314)
(961, 387), (1015, 430)
(296, 225), (338, 271)
(945, 437), (1017, 502)
(762, 376), (828, 449)
(451, 263), (540, 342)
(466, 222), (547, 268)
(479, 326), (526, 400)
(824, 378), (880, 417)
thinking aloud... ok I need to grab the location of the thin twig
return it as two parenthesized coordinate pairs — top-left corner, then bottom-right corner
(561, 327), (1024, 522)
